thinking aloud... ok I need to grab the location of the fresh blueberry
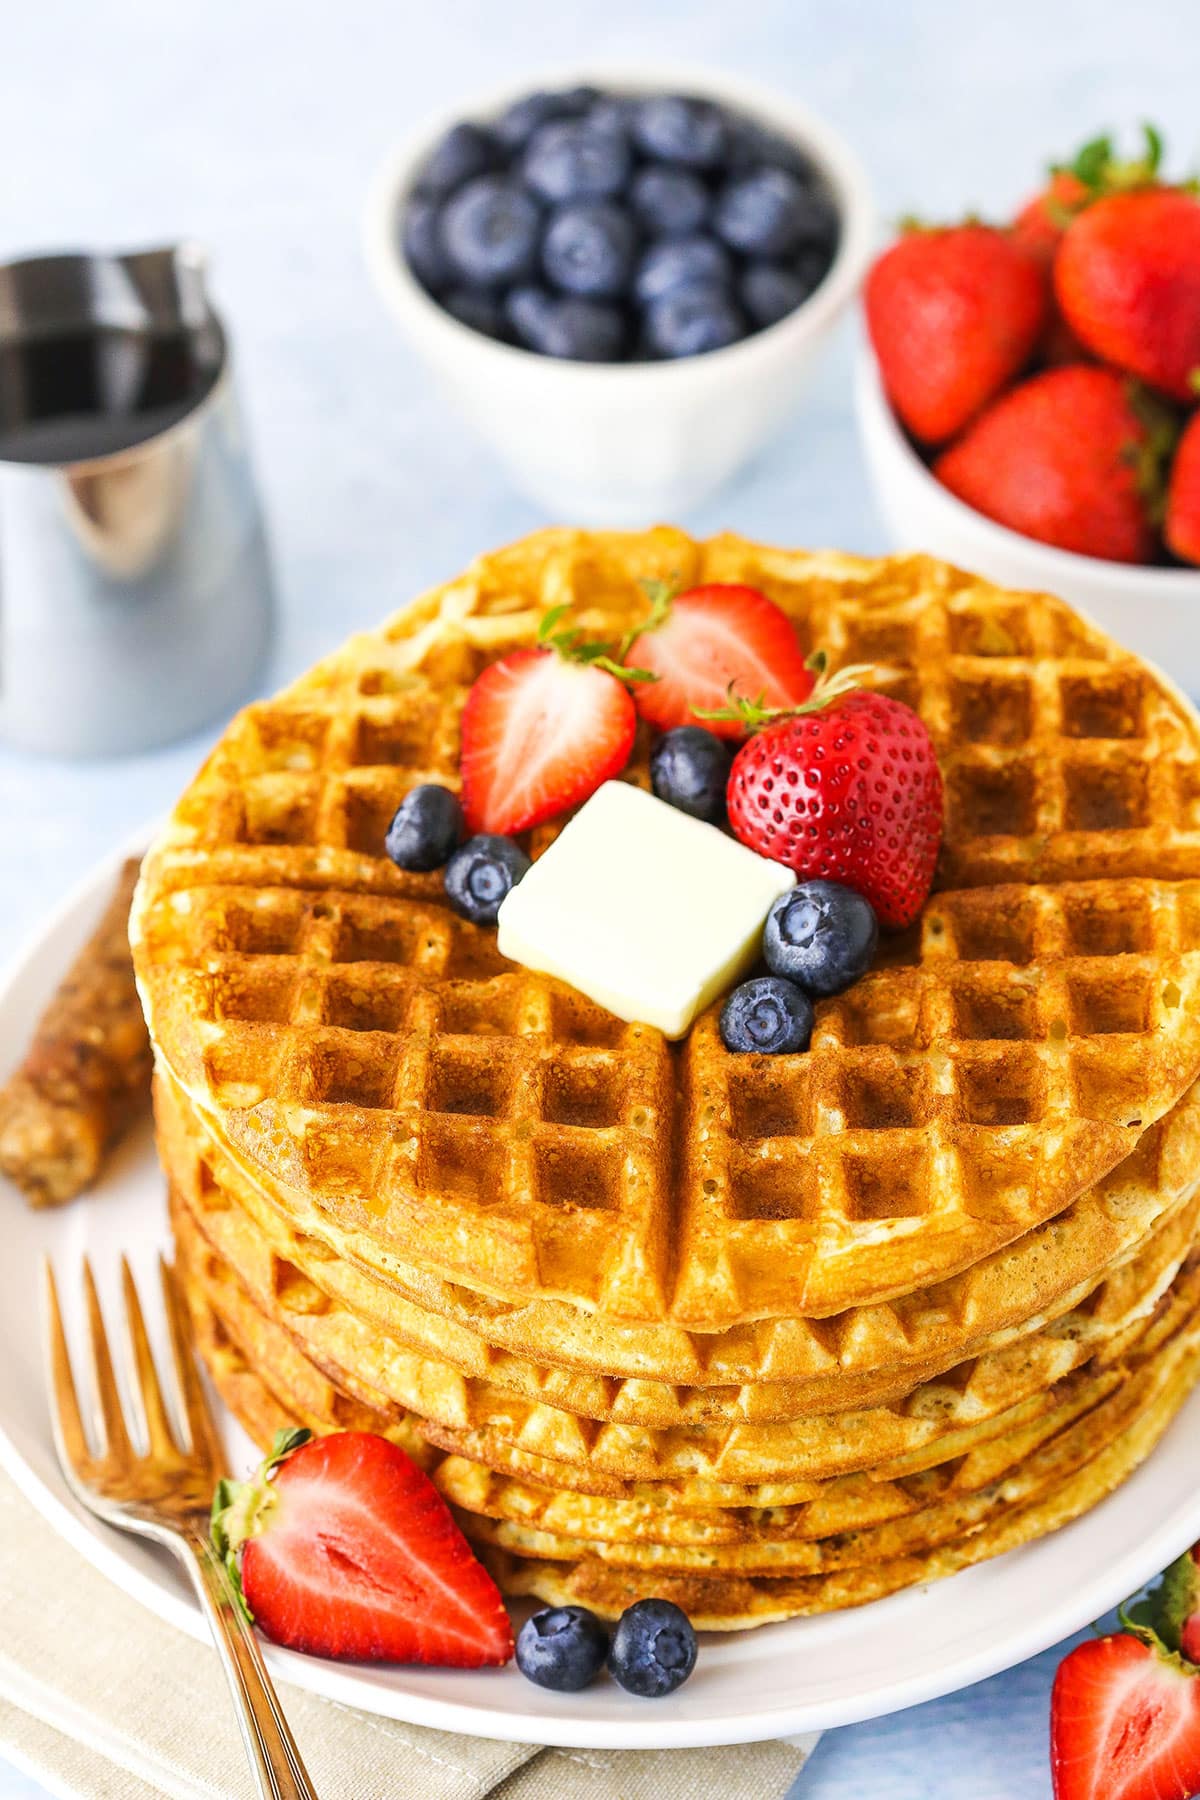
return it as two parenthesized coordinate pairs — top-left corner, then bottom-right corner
(402, 196), (452, 293)
(508, 292), (625, 361)
(384, 785), (463, 872)
(543, 201), (637, 298)
(523, 119), (632, 203)
(632, 95), (726, 169)
(608, 1599), (698, 1699)
(649, 727), (733, 825)
(714, 168), (838, 257)
(726, 117), (816, 179)
(644, 285), (745, 358)
(442, 287), (509, 339)
(634, 235), (732, 308)
(630, 165), (710, 238)
(444, 835), (530, 925)
(720, 976), (813, 1055)
(586, 95), (634, 137)
(494, 90), (573, 151)
(415, 122), (500, 199)
(763, 882), (878, 998)
(740, 260), (811, 328)
(440, 178), (541, 287)
(516, 1606), (609, 1692)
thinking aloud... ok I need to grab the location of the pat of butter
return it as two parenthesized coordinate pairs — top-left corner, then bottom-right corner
(497, 781), (795, 1039)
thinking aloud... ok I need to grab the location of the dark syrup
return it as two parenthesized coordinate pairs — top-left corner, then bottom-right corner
(0, 325), (220, 464)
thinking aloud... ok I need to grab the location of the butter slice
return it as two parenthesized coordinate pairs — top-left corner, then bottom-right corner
(497, 781), (795, 1039)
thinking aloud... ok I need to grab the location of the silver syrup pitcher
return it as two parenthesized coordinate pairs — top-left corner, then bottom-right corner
(0, 243), (275, 756)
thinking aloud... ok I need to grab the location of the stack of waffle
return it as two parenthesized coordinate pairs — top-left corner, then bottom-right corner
(132, 529), (1200, 1630)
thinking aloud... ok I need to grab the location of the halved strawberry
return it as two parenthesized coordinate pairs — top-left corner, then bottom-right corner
(624, 583), (812, 741)
(1051, 1548), (1200, 1800)
(460, 626), (638, 836)
(211, 1429), (514, 1667)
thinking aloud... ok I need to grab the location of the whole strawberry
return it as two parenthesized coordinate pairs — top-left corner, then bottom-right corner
(1056, 187), (1200, 401)
(1013, 169), (1092, 271)
(934, 365), (1166, 564)
(722, 661), (943, 930)
(864, 223), (1048, 444)
(1166, 411), (1200, 566)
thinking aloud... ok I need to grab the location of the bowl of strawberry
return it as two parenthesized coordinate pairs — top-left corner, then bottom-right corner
(365, 68), (873, 521)
(857, 127), (1200, 687)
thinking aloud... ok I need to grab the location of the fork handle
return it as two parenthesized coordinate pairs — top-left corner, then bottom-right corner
(176, 1524), (320, 1800)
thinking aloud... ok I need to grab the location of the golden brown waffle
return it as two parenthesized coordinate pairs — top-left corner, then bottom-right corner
(171, 1163), (1196, 1491)
(134, 533), (1200, 1330)
(181, 1243), (1200, 1628)
(160, 1064), (1200, 1423)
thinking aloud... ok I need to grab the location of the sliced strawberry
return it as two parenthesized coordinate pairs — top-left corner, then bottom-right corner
(625, 584), (812, 741)
(1051, 1634), (1200, 1800)
(211, 1429), (513, 1667)
(460, 646), (636, 836)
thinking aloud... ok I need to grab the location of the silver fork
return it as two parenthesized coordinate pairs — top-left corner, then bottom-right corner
(44, 1255), (319, 1800)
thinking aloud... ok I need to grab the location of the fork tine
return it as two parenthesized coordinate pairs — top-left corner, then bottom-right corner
(120, 1256), (178, 1458)
(81, 1257), (134, 1462)
(159, 1256), (220, 1475)
(44, 1260), (92, 1473)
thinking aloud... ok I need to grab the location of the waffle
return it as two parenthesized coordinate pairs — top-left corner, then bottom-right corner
(160, 1062), (1200, 1419)
(181, 1237), (1200, 1628)
(134, 532), (1200, 1332)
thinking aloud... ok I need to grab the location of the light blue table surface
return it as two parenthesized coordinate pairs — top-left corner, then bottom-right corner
(1, 2), (1194, 1794)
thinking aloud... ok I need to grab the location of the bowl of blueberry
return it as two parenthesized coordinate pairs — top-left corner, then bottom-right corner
(365, 69), (873, 521)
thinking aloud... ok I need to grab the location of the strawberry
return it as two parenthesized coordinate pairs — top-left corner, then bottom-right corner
(720, 660), (943, 930)
(1014, 170), (1092, 270)
(1056, 188), (1200, 401)
(1051, 1636), (1200, 1800)
(210, 1429), (514, 1666)
(864, 224), (1048, 444)
(1165, 411), (1200, 565)
(623, 582), (812, 741)
(933, 366), (1167, 565)
(1051, 1549), (1200, 1800)
(460, 607), (644, 835)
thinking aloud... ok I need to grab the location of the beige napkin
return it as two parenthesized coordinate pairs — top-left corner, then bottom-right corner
(0, 1472), (817, 1799)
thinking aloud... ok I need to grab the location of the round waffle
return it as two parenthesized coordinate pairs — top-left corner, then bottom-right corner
(134, 531), (1200, 1331)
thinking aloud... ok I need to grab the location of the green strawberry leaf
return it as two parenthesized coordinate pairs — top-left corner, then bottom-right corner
(209, 1428), (312, 1625)
(536, 605), (659, 686)
(1120, 1551), (1200, 1669)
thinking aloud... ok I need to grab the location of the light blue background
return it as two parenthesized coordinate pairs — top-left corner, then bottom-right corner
(0, 2), (1194, 1793)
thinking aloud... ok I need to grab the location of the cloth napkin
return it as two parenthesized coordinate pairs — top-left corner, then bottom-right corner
(0, 1472), (818, 1799)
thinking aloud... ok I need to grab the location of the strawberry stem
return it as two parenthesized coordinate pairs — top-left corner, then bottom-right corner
(210, 1426), (312, 1624)
(1055, 121), (1166, 196)
(694, 649), (877, 731)
(536, 605), (659, 686)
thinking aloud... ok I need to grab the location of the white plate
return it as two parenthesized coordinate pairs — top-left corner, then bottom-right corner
(4, 838), (1200, 1750)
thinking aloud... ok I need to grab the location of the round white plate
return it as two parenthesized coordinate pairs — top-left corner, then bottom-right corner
(4, 839), (1200, 1750)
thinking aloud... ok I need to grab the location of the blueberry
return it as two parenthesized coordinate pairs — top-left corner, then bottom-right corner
(415, 122), (500, 199)
(630, 165), (710, 238)
(494, 90), (574, 151)
(384, 784), (463, 872)
(402, 196), (452, 294)
(649, 727), (732, 825)
(523, 120), (632, 203)
(632, 96), (727, 169)
(714, 168), (838, 258)
(442, 287), (509, 339)
(586, 96), (634, 138)
(608, 1599), (698, 1699)
(508, 292), (625, 361)
(644, 285), (745, 358)
(726, 117), (816, 180)
(634, 235), (732, 308)
(543, 201), (636, 298)
(444, 835), (530, 925)
(740, 260), (810, 328)
(720, 976), (813, 1055)
(440, 178), (541, 287)
(763, 882), (878, 998)
(516, 1606), (609, 1692)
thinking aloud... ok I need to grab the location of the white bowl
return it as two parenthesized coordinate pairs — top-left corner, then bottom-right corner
(855, 347), (1200, 689)
(365, 69), (875, 523)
